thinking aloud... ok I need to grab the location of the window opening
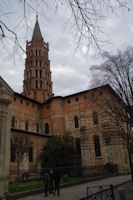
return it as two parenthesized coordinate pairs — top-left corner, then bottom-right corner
(45, 123), (49, 134)
(94, 135), (101, 157)
(74, 116), (79, 128)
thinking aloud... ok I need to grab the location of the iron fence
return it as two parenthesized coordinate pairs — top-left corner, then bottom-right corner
(86, 184), (115, 200)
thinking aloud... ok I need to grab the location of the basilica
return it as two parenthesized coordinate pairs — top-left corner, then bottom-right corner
(7, 17), (129, 174)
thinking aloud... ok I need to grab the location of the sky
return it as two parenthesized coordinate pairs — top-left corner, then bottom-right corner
(0, 0), (133, 97)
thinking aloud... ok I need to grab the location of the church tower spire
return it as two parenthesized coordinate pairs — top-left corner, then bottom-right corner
(32, 14), (42, 41)
(23, 16), (53, 103)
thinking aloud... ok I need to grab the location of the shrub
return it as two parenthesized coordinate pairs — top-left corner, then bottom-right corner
(62, 174), (69, 183)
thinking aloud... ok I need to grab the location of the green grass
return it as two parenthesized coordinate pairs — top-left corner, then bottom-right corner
(9, 177), (84, 194)
(9, 181), (44, 193)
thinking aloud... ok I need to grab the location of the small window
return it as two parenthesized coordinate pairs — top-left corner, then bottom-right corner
(36, 81), (38, 88)
(29, 146), (33, 162)
(47, 105), (49, 109)
(39, 50), (41, 56)
(94, 135), (101, 157)
(37, 123), (39, 132)
(27, 102), (29, 106)
(68, 100), (71, 104)
(40, 81), (42, 88)
(25, 120), (29, 130)
(74, 116), (79, 128)
(40, 70), (42, 78)
(14, 97), (16, 101)
(93, 112), (99, 125)
(39, 61), (41, 67)
(11, 117), (15, 128)
(20, 99), (23, 104)
(75, 98), (78, 102)
(45, 123), (49, 134)
(99, 91), (103, 95)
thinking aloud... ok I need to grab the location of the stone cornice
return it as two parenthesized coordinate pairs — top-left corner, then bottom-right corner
(11, 127), (51, 138)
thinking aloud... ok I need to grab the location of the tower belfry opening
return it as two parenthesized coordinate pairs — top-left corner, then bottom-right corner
(22, 17), (53, 103)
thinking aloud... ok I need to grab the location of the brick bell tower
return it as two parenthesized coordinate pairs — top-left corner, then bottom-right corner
(23, 15), (53, 103)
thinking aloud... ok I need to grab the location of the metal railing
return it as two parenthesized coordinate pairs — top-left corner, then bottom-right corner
(86, 184), (115, 200)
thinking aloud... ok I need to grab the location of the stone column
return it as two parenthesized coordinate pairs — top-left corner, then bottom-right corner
(0, 77), (13, 200)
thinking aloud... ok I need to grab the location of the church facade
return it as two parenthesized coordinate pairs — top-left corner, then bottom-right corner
(9, 17), (130, 174)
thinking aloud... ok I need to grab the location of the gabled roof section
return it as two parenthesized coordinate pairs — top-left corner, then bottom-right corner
(0, 76), (14, 95)
(15, 92), (41, 105)
(0, 76), (14, 101)
(32, 15), (43, 41)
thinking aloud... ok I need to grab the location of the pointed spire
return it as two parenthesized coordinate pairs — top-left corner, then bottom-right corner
(32, 15), (43, 41)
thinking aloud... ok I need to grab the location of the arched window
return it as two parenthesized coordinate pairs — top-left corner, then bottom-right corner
(36, 80), (38, 88)
(25, 120), (28, 130)
(76, 138), (81, 154)
(93, 112), (99, 125)
(29, 146), (33, 162)
(45, 123), (49, 134)
(11, 117), (15, 128)
(74, 116), (79, 128)
(40, 81), (42, 88)
(40, 70), (42, 78)
(37, 123), (39, 132)
(94, 135), (101, 157)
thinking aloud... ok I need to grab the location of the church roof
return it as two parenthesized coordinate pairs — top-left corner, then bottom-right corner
(32, 15), (43, 41)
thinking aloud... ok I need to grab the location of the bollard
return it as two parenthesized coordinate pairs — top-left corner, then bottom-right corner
(118, 187), (127, 200)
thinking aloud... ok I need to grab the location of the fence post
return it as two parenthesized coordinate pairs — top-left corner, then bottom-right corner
(118, 187), (127, 200)
(100, 186), (102, 200)
(110, 184), (115, 200)
(87, 187), (88, 200)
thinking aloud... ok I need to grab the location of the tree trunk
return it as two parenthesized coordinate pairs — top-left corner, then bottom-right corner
(16, 160), (20, 191)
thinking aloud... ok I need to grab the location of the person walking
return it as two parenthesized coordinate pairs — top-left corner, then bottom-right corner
(49, 170), (54, 194)
(43, 171), (50, 197)
(53, 170), (61, 196)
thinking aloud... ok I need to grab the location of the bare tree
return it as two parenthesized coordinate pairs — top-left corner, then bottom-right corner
(0, 0), (129, 53)
(90, 47), (133, 181)
(11, 134), (33, 173)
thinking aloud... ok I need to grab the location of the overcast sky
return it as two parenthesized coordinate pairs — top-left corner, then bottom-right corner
(0, 0), (133, 97)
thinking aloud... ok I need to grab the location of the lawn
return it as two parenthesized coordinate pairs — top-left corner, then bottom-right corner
(9, 176), (84, 194)
(9, 181), (44, 193)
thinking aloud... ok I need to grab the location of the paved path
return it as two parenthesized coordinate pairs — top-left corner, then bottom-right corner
(18, 175), (131, 200)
